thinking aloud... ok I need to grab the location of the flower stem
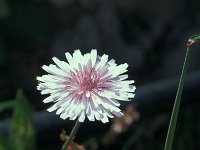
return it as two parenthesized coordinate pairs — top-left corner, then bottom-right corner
(61, 120), (81, 150)
(164, 46), (191, 150)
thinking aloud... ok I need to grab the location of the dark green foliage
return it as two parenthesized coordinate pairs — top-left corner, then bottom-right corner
(0, 100), (15, 113)
(0, 131), (6, 150)
(8, 89), (35, 150)
(0, 0), (10, 19)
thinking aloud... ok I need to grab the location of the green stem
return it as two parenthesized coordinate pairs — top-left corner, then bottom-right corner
(164, 47), (191, 150)
(61, 120), (81, 150)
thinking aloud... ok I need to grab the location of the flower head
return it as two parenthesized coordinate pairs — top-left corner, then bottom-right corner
(37, 49), (136, 123)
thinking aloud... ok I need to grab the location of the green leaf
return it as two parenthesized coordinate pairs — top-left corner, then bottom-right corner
(189, 34), (200, 43)
(0, 100), (16, 113)
(0, 131), (6, 150)
(164, 46), (191, 150)
(0, 145), (5, 150)
(9, 89), (35, 150)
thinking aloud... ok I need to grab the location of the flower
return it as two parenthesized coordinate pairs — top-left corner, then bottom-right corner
(37, 49), (136, 123)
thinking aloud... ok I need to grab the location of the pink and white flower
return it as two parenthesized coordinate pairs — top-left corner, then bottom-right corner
(37, 49), (136, 123)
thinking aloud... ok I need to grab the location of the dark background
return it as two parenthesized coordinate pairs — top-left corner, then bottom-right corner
(0, 0), (200, 149)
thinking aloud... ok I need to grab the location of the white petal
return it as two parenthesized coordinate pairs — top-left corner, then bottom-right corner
(98, 97), (121, 112)
(74, 104), (84, 116)
(56, 105), (67, 115)
(107, 59), (117, 71)
(96, 105), (103, 114)
(78, 110), (86, 122)
(91, 93), (102, 105)
(109, 98), (120, 107)
(61, 61), (74, 71)
(119, 80), (135, 84)
(37, 84), (46, 91)
(41, 82), (66, 89)
(90, 100), (101, 121)
(42, 65), (66, 77)
(97, 98), (110, 110)
(86, 102), (95, 121)
(47, 105), (57, 112)
(127, 93), (135, 98)
(65, 52), (74, 65)
(37, 75), (65, 83)
(86, 59), (92, 71)
(59, 98), (71, 108)
(83, 53), (90, 66)
(43, 94), (58, 103)
(90, 49), (97, 67)
(101, 114), (109, 123)
(48, 94), (70, 111)
(60, 112), (70, 120)
(70, 115), (78, 120)
(102, 108), (114, 118)
(73, 49), (83, 61)
(115, 92), (135, 100)
(110, 63), (128, 77)
(119, 85), (136, 92)
(55, 99), (67, 108)
(52, 57), (69, 73)
(41, 89), (56, 95)
(78, 95), (86, 109)
(118, 74), (128, 80)
(68, 110), (76, 120)
(113, 92), (130, 101)
(63, 98), (78, 114)
(98, 91), (115, 99)
(99, 64), (109, 77)
(95, 54), (108, 70)
(111, 111), (123, 117)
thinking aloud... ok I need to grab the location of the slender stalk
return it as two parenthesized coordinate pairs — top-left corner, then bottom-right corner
(164, 47), (191, 150)
(61, 120), (81, 150)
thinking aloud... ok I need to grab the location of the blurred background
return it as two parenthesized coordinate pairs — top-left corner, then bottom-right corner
(0, 0), (200, 149)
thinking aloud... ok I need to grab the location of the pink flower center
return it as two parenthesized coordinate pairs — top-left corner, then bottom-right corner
(68, 69), (101, 93)
(80, 78), (93, 91)
(79, 72), (98, 91)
